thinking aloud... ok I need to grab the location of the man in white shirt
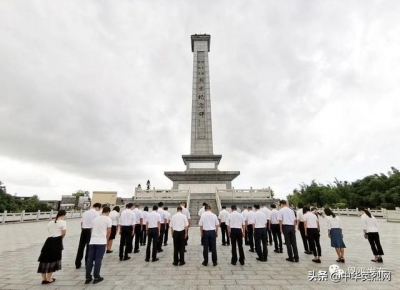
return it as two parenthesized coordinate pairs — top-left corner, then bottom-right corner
(118, 203), (136, 261)
(75, 202), (101, 269)
(241, 206), (249, 245)
(227, 205), (245, 265)
(269, 204), (283, 253)
(246, 206), (255, 252)
(296, 203), (311, 254)
(199, 202), (207, 246)
(146, 205), (161, 262)
(278, 200), (299, 262)
(132, 204), (143, 253)
(253, 205), (268, 262)
(170, 206), (189, 266)
(180, 202), (191, 250)
(157, 202), (168, 252)
(85, 206), (112, 285)
(163, 206), (171, 246)
(199, 205), (219, 266)
(218, 206), (230, 246)
(260, 203), (272, 245)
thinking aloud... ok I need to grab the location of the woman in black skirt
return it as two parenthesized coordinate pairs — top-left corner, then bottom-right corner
(324, 208), (346, 262)
(38, 210), (67, 284)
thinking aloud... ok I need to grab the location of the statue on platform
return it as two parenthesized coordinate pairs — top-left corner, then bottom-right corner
(146, 180), (150, 190)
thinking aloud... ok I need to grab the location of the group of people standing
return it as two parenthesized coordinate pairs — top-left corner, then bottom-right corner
(37, 200), (386, 285)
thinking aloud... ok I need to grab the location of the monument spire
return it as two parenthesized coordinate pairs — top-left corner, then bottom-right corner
(190, 34), (213, 155)
(164, 34), (239, 192)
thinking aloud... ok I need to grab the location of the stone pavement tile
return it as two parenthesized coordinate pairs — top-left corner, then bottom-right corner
(253, 286), (283, 290)
(225, 286), (255, 290)
(0, 285), (31, 290)
(183, 280), (210, 286)
(198, 286), (225, 290)
(221, 275), (247, 280)
(210, 279), (237, 285)
(27, 286), (58, 290)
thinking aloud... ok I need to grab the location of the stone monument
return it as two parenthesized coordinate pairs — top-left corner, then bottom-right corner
(164, 34), (240, 194)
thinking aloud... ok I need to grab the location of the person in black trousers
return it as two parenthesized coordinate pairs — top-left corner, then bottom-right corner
(75, 203), (101, 269)
(297, 203), (312, 254)
(227, 205), (245, 265)
(118, 203), (135, 261)
(246, 206), (255, 252)
(140, 206), (148, 246)
(359, 206), (384, 263)
(146, 205), (161, 262)
(163, 206), (171, 246)
(278, 200), (299, 262)
(269, 204), (283, 253)
(253, 205), (268, 262)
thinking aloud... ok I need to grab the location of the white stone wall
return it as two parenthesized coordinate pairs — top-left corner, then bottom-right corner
(178, 183), (226, 193)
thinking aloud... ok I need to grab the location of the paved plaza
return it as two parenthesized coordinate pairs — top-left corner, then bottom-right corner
(0, 215), (398, 290)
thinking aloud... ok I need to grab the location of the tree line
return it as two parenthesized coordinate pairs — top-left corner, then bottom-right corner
(287, 167), (400, 210)
(0, 186), (53, 213)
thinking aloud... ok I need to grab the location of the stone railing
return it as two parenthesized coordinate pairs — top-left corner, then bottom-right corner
(217, 187), (273, 199)
(134, 189), (190, 200)
(318, 208), (400, 222)
(1, 209), (85, 224)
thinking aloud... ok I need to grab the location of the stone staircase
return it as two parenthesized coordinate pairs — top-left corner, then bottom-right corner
(188, 193), (218, 227)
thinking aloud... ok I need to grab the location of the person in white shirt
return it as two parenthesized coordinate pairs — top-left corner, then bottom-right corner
(358, 206), (384, 263)
(303, 206), (321, 263)
(252, 205), (268, 262)
(245, 206), (255, 252)
(260, 203), (272, 245)
(157, 202), (168, 252)
(227, 205), (245, 265)
(140, 206), (149, 246)
(146, 205), (161, 262)
(85, 207), (112, 285)
(296, 203), (311, 255)
(132, 204), (143, 253)
(269, 204), (283, 253)
(324, 208), (346, 263)
(170, 206), (189, 266)
(199, 205), (219, 266)
(180, 202), (191, 250)
(241, 206), (249, 245)
(163, 206), (172, 246)
(218, 206), (230, 246)
(106, 206), (120, 254)
(278, 200), (299, 262)
(38, 210), (67, 284)
(118, 203), (136, 261)
(199, 202), (207, 246)
(75, 203), (101, 269)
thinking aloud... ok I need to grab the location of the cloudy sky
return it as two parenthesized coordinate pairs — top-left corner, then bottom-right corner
(1, 1), (399, 200)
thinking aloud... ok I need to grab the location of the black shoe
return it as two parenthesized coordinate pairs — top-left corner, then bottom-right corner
(158, 249), (163, 253)
(227, 244), (230, 246)
(84, 279), (92, 284)
(270, 243), (273, 246)
(93, 277), (104, 284)
(305, 251), (313, 255)
(240, 261), (245, 266)
(119, 257), (123, 261)
(179, 262), (186, 266)
(286, 258), (294, 262)
(213, 262), (218, 266)
(294, 259), (299, 262)
(222, 244), (226, 246)
(173, 262), (178, 266)
(164, 243), (168, 246)
(231, 262), (237, 265)
(152, 258), (159, 262)
(75, 264), (81, 269)
(378, 257), (383, 263)
(202, 261), (208, 266)
(106, 250), (113, 254)
(145, 259), (149, 262)
(256, 258), (267, 262)
(280, 249), (283, 253)
(123, 256), (131, 261)
(184, 249), (187, 252)
(274, 249), (279, 253)
(249, 249), (255, 252)
(134, 250), (140, 253)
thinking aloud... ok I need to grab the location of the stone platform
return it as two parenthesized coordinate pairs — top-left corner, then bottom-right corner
(0, 216), (399, 290)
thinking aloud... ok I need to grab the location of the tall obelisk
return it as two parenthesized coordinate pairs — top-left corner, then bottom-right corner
(164, 34), (239, 193)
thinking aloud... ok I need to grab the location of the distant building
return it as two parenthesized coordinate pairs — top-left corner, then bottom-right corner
(41, 200), (60, 210)
(78, 196), (91, 210)
(60, 195), (76, 210)
(92, 191), (117, 207)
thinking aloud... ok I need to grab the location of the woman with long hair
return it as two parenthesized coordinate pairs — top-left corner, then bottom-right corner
(324, 208), (346, 262)
(37, 210), (67, 284)
(358, 206), (384, 262)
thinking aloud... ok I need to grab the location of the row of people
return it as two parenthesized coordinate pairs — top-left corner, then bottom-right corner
(37, 201), (385, 285)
